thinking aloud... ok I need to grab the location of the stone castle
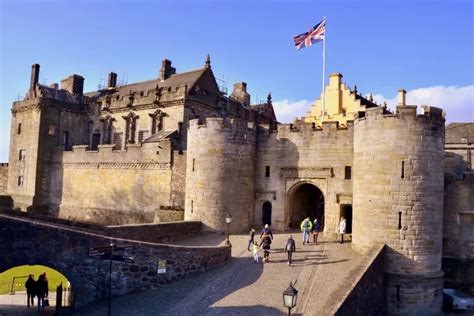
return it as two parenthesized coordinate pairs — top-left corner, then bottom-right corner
(2, 57), (473, 314)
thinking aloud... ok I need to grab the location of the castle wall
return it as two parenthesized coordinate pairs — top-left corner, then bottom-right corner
(255, 122), (354, 232)
(48, 141), (178, 225)
(0, 163), (8, 195)
(185, 118), (257, 233)
(7, 99), (42, 210)
(353, 105), (445, 314)
(442, 172), (474, 294)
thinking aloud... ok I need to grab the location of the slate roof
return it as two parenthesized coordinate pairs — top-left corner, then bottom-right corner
(250, 102), (277, 121)
(84, 68), (206, 101)
(446, 123), (474, 144)
(143, 130), (179, 143)
(37, 85), (83, 104)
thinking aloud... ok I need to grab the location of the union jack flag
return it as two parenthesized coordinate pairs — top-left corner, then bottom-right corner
(293, 19), (326, 50)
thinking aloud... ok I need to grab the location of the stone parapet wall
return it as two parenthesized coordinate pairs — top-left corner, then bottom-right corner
(185, 117), (257, 233)
(0, 212), (229, 308)
(0, 163), (8, 195)
(329, 245), (386, 316)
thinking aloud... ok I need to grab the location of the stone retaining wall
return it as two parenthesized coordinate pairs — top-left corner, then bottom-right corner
(0, 213), (230, 308)
(0, 163), (8, 195)
(330, 245), (386, 315)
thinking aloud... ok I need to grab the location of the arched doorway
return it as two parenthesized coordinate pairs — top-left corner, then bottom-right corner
(0, 265), (73, 308)
(290, 183), (325, 229)
(262, 201), (272, 226)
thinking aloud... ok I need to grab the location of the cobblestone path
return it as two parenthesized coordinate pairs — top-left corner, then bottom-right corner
(74, 232), (362, 316)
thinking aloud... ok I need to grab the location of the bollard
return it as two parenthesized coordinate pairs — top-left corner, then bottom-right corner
(56, 283), (63, 314)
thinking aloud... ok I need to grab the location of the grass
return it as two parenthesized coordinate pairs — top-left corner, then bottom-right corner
(0, 265), (69, 295)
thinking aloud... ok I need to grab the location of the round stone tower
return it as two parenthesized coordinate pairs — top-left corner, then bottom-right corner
(352, 105), (445, 314)
(185, 117), (257, 233)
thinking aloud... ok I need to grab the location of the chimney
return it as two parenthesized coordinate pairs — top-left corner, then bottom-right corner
(30, 64), (40, 90)
(107, 72), (117, 88)
(61, 74), (84, 95)
(231, 82), (251, 106)
(160, 59), (176, 81)
(398, 89), (406, 106)
(329, 73), (342, 88)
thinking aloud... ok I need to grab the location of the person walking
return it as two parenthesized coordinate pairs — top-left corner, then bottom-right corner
(247, 228), (256, 251)
(312, 218), (320, 244)
(285, 235), (296, 266)
(36, 273), (48, 311)
(300, 217), (313, 245)
(260, 224), (273, 241)
(339, 217), (346, 244)
(252, 241), (260, 263)
(25, 274), (36, 308)
(259, 232), (272, 262)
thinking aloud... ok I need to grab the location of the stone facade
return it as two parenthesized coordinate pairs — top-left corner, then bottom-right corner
(0, 163), (8, 195)
(3, 59), (474, 314)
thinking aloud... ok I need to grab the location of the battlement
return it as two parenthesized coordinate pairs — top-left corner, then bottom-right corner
(188, 117), (256, 132)
(358, 105), (445, 128)
(0, 163), (8, 168)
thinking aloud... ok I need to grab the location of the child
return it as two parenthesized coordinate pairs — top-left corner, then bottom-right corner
(313, 218), (320, 244)
(252, 241), (260, 263)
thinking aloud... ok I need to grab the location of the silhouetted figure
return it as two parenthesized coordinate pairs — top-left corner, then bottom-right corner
(36, 273), (48, 311)
(25, 275), (35, 308)
(285, 235), (296, 265)
(259, 234), (272, 262)
(247, 228), (255, 251)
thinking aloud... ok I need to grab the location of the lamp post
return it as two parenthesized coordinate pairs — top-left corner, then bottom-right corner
(225, 214), (232, 246)
(283, 281), (298, 316)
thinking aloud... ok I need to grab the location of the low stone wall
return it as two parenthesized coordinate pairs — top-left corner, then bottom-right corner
(107, 221), (201, 243)
(0, 212), (230, 308)
(154, 209), (184, 222)
(0, 163), (8, 195)
(330, 245), (386, 315)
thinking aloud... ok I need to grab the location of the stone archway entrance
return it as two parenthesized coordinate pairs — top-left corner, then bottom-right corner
(262, 201), (272, 226)
(289, 183), (325, 229)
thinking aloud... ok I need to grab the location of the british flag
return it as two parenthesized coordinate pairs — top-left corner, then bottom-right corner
(293, 19), (326, 50)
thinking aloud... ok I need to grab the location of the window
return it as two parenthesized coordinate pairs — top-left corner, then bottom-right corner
(398, 212), (402, 230)
(17, 123), (22, 134)
(344, 166), (352, 180)
(17, 176), (24, 186)
(19, 149), (26, 161)
(48, 125), (56, 136)
(396, 285), (400, 302)
(401, 161), (405, 179)
(62, 131), (70, 148)
(192, 159), (195, 172)
(191, 200), (194, 214)
(265, 166), (270, 177)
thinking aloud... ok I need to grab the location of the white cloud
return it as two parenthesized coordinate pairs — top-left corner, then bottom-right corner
(274, 85), (474, 124)
(272, 99), (314, 123)
(372, 85), (474, 123)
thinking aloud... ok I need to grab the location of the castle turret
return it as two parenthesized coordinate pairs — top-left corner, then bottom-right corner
(185, 118), (256, 233)
(353, 104), (445, 314)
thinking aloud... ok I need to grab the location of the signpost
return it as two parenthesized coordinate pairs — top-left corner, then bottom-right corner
(88, 243), (134, 316)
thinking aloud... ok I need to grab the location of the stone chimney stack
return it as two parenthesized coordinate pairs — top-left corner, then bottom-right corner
(61, 74), (84, 95)
(231, 82), (251, 106)
(107, 72), (117, 88)
(160, 59), (176, 81)
(398, 89), (406, 106)
(30, 64), (40, 90)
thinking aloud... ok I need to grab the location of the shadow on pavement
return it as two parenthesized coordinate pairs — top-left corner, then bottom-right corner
(207, 304), (286, 315)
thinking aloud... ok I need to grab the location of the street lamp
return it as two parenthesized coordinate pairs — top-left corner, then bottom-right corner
(283, 281), (298, 316)
(225, 214), (232, 246)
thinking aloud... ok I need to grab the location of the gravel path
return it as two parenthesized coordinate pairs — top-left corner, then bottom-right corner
(73, 232), (362, 316)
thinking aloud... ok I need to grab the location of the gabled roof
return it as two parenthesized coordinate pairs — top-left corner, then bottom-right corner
(84, 68), (207, 100)
(37, 85), (83, 104)
(143, 130), (178, 143)
(446, 123), (474, 144)
(250, 102), (277, 121)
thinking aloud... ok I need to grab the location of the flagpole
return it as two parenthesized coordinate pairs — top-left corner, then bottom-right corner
(321, 16), (326, 123)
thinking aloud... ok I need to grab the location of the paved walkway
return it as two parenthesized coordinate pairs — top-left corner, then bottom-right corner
(73, 232), (363, 316)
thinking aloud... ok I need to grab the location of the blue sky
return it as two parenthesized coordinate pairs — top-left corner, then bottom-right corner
(1, 0), (473, 162)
